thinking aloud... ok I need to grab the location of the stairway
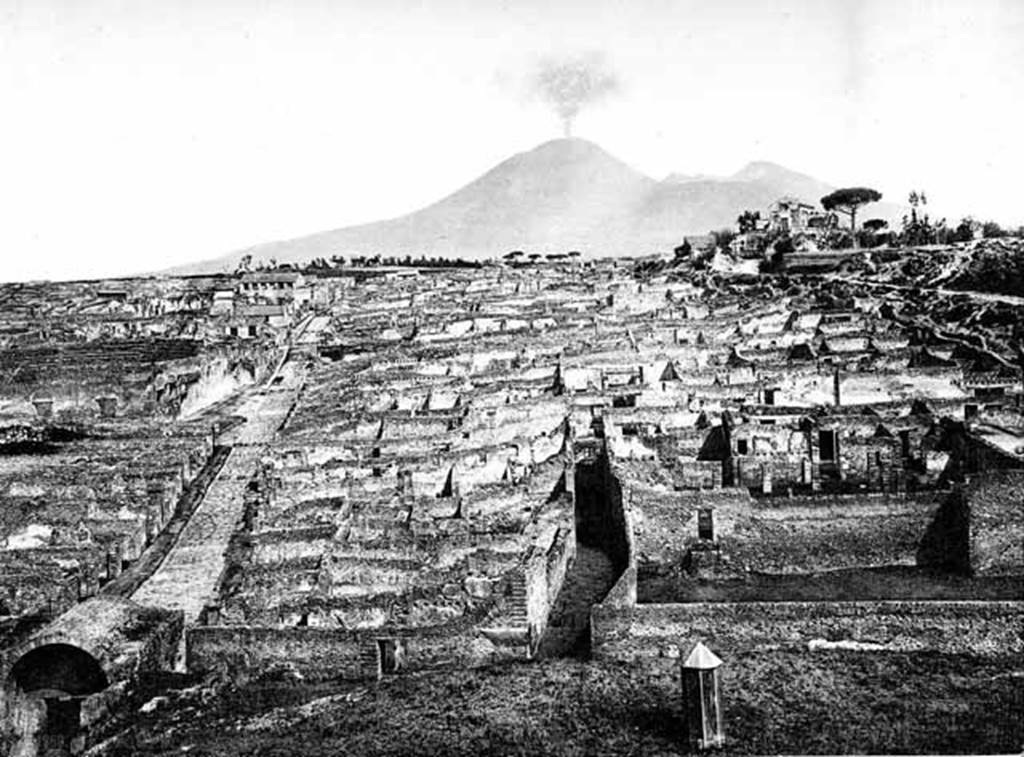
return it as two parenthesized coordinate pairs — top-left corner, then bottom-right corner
(507, 573), (529, 626)
(358, 643), (380, 679)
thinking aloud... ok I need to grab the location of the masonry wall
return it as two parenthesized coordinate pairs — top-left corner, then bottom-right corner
(967, 469), (1024, 576)
(732, 456), (807, 492)
(592, 600), (1024, 675)
(134, 609), (186, 679)
(963, 435), (1024, 476)
(674, 460), (722, 490)
(721, 493), (946, 574)
(632, 490), (949, 579)
(187, 626), (364, 680)
(816, 419), (904, 491)
(629, 489), (730, 576)
(652, 428), (714, 460)
(577, 454), (629, 569)
(186, 624), (530, 682)
(524, 517), (576, 649)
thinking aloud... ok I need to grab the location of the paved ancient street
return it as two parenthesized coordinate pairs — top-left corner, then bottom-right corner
(130, 362), (304, 625)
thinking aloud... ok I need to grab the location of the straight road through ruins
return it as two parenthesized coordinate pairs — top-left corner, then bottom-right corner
(130, 360), (304, 626)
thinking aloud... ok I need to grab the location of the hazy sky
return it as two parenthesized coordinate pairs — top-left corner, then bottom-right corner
(1, 0), (1022, 281)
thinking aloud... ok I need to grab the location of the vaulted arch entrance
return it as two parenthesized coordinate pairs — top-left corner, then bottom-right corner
(6, 643), (108, 755)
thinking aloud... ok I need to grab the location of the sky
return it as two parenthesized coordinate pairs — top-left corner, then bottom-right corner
(1, 0), (1022, 281)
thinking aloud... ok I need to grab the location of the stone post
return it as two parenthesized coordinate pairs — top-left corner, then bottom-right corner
(681, 642), (725, 751)
(32, 397), (53, 419)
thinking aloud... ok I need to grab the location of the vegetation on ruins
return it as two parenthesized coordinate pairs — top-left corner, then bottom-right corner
(980, 220), (1009, 239)
(891, 191), (1011, 246)
(899, 190), (945, 246)
(820, 187), (883, 235)
(672, 239), (692, 261)
(709, 181), (1024, 271)
(298, 254), (483, 272)
(736, 210), (761, 234)
(854, 218), (891, 249)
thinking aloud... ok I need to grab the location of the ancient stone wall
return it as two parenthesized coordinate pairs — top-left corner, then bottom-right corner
(632, 489), (949, 578)
(577, 454), (629, 570)
(592, 600), (1024, 675)
(720, 494), (945, 574)
(963, 435), (1024, 476)
(967, 470), (1024, 576)
(733, 457), (806, 491)
(187, 626), (365, 680)
(651, 428), (711, 460)
(815, 417), (904, 490)
(674, 460), (722, 490)
(186, 624), (529, 682)
(524, 519), (576, 648)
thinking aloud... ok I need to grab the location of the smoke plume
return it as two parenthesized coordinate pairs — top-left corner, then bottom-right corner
(528, 52), (621, 137)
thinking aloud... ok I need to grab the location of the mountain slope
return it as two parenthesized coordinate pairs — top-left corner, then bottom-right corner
(727, 161), (905, 228)
(729, 161), (836, 205)
(172, 140), (902, 272)
(181, 139), (654, 272)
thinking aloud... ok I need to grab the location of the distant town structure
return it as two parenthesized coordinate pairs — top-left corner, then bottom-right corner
(730, 197), (839, 257)
(768, 197), (837, 236)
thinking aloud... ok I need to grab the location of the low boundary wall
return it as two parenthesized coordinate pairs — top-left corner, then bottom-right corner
(187, 622), (531, 682)
(592, 599), (1024, 670)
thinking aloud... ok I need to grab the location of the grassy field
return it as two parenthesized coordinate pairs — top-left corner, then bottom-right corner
(99, 650), (1023, 756)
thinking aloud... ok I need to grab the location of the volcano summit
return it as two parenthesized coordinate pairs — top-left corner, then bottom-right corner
(176, 138), (888, 272)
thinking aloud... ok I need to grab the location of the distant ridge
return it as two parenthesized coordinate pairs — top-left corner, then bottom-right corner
(729, 160), (836, 202)
(170, 139), (903, 273)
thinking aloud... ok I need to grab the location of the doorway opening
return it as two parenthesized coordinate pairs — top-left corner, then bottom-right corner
(8, 643), (108, 751)
(818, 429), (838, 462)
(377, 638), (404, 676)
